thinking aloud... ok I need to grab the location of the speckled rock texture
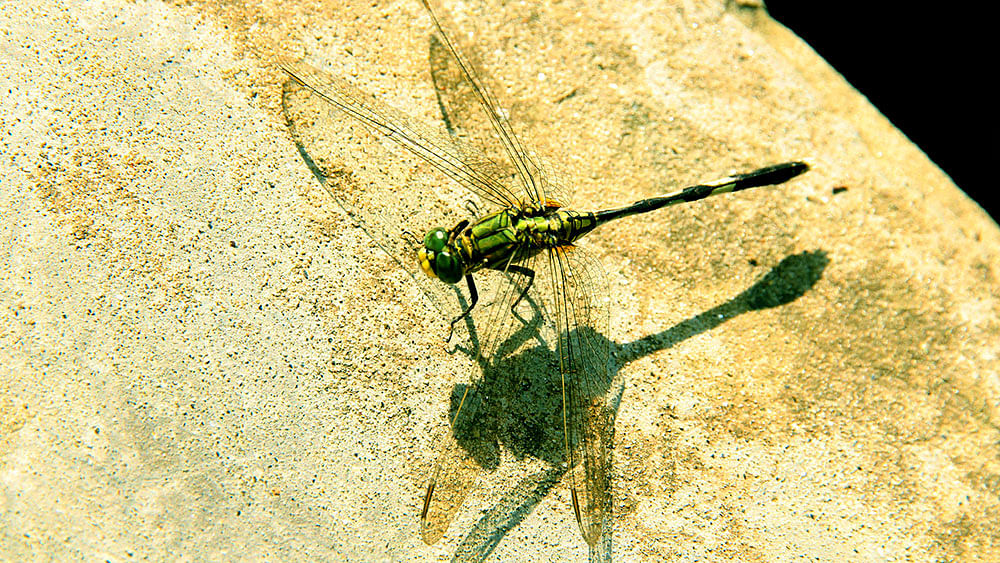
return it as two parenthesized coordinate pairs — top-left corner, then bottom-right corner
(2, 0), (997, 561)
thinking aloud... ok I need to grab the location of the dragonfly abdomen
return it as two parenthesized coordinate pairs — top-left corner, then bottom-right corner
(518, 210), (600, 248)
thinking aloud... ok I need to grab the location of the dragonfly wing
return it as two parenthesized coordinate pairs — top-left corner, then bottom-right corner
(420, 0), (569, 209)
(281, 58), (521, 210)
(420, 247), (539, 544)
(427, 34), (520, 202)
(544, 245), (613, 547)
(282, 71), (471, 320)
(419, 380), (493, 545)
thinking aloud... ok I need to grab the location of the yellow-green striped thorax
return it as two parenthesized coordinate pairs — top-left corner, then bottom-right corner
(417, 207), (599, 284)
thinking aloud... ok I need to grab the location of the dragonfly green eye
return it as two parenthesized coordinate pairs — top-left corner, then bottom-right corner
(434, 248), (463, 284)
(424, 228), (448, 252)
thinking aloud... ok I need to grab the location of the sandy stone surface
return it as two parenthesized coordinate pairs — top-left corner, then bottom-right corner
(2, 0), (998, 561)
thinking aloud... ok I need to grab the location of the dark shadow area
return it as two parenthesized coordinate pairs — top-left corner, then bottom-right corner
(445, 250), (829, 561)
(620, 249), (829, 363)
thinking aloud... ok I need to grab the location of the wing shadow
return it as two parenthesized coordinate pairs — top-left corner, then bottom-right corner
(444, 249), (829, 562)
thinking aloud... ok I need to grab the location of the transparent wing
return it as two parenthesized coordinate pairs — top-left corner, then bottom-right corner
(420, 0), (568, 209)
(544, 245), (613, 547)
(281, 59), (522, 210)
(420, 246), (540, 544)
(426, 35), (522, 204)
(283, 60), (544, 321)
(420, 243), (615, 547)
(419, 377), (493, 545)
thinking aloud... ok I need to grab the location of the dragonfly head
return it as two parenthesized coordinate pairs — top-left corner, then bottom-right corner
(417, 227), (464, 284)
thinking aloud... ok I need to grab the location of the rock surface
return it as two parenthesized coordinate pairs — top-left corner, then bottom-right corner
(2, 0), (997, 561)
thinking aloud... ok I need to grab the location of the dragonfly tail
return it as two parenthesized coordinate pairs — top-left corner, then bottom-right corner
(594, 160), (810, 226)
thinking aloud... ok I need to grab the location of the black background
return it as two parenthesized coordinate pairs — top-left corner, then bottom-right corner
(765, 1), (996, 223)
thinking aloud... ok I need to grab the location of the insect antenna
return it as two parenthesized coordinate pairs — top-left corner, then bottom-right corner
(401, 229), (421, 247)
(463, 198), (481, 218)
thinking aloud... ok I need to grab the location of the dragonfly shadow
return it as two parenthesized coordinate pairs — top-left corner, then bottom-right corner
(619, 249), (829, 362)
(444, 249), (828, 562)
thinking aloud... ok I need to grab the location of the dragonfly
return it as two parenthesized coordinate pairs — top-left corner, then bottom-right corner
(280, 0), (808, 548)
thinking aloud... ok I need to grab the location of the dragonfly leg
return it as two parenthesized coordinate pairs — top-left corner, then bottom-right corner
(507, 265), (535, 312)
(446, 274), (479, 342)
(447, 219), (469, 240)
